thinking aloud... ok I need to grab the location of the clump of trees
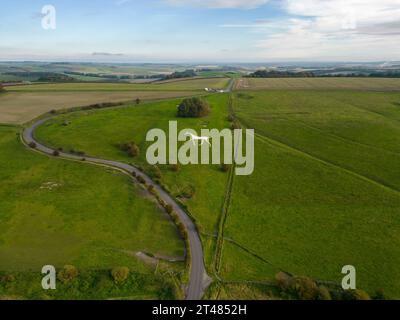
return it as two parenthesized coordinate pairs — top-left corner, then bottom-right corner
(276, 272), (325, 300)
(3, 71), (76, 82)
(111, 267), (130, 283)
(79, 102), (124, 112)
(342, 289), (371, 300)
(0, 274), (15, 283)
(119, 141), (140, 157)
(0, 83), (5, 92)
(58, 265), (79, 283)
(177, 97), (210, 118)
(164, 69), (196, 80)
(275, 272), (373, 300)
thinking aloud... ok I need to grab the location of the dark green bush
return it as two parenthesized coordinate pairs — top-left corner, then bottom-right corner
(58, 265), (79, 283)
(317, 286), (332, 300)
(165, 204), (174, 214)
(220, 164), (231, 172)
(179, 185), (195, 199)
(343, 289), (370, 300)
(170, 164), (180, 172)
(149, 165), (162, 179)
(119, 142), (140, 157)
(177, 97), (210, 118)
(28, 142), (37, 149)
(291, 276), (319, 300)
(231, 121), (241, 130)
(136, 175), (146, 184)
(111, 267), (130, 283)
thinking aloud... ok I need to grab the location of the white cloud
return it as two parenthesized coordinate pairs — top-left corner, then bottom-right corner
(248, 0), (400, 60)
(163, 0), (269, 9)
(285, 0), (400, 31)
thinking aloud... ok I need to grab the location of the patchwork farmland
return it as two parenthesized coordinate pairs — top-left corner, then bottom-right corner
(1, 76), (400, 299)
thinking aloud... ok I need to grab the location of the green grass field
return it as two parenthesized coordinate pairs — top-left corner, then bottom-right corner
(236, 77), (400, 91)
(34, 94), (231, 229)
(34, 88), (400, 298)
(0, 125), (184, 299)
(4, 78), (400, 299)
(220, 90), (400, 297)
(34, 94), (232, 269)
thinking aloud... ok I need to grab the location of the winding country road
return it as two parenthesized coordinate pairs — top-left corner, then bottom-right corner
(22, 116), (211, 300)
(22, 79), (234, 300)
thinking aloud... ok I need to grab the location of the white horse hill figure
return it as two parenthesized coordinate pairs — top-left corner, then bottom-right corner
(184, 132), (211, 146)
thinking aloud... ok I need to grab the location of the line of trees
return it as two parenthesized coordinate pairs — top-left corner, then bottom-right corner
(4, 72), (77, 82)
(247, 69), (400, 78)
(247, 70), (315, 78)
(163, 69), (197, 80)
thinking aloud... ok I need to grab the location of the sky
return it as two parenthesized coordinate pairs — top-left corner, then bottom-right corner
(1, 0), (400, 62)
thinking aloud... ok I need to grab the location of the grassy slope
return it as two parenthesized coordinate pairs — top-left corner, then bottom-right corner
(221, 90), (400, 297)
(0, 126), (184, 272)
(34, 94), (232, 269)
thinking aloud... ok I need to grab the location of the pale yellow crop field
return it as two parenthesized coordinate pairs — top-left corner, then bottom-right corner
(0, 91), (197, 124)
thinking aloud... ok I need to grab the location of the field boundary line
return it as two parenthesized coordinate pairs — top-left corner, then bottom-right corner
(212, 93), (235, 275)
(328, 95), (400, 125)
(212, 162), (235, 274)
(212, 90), (237, 276)
(251, 130), (400, 195)
(284, 118), (400, 156)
